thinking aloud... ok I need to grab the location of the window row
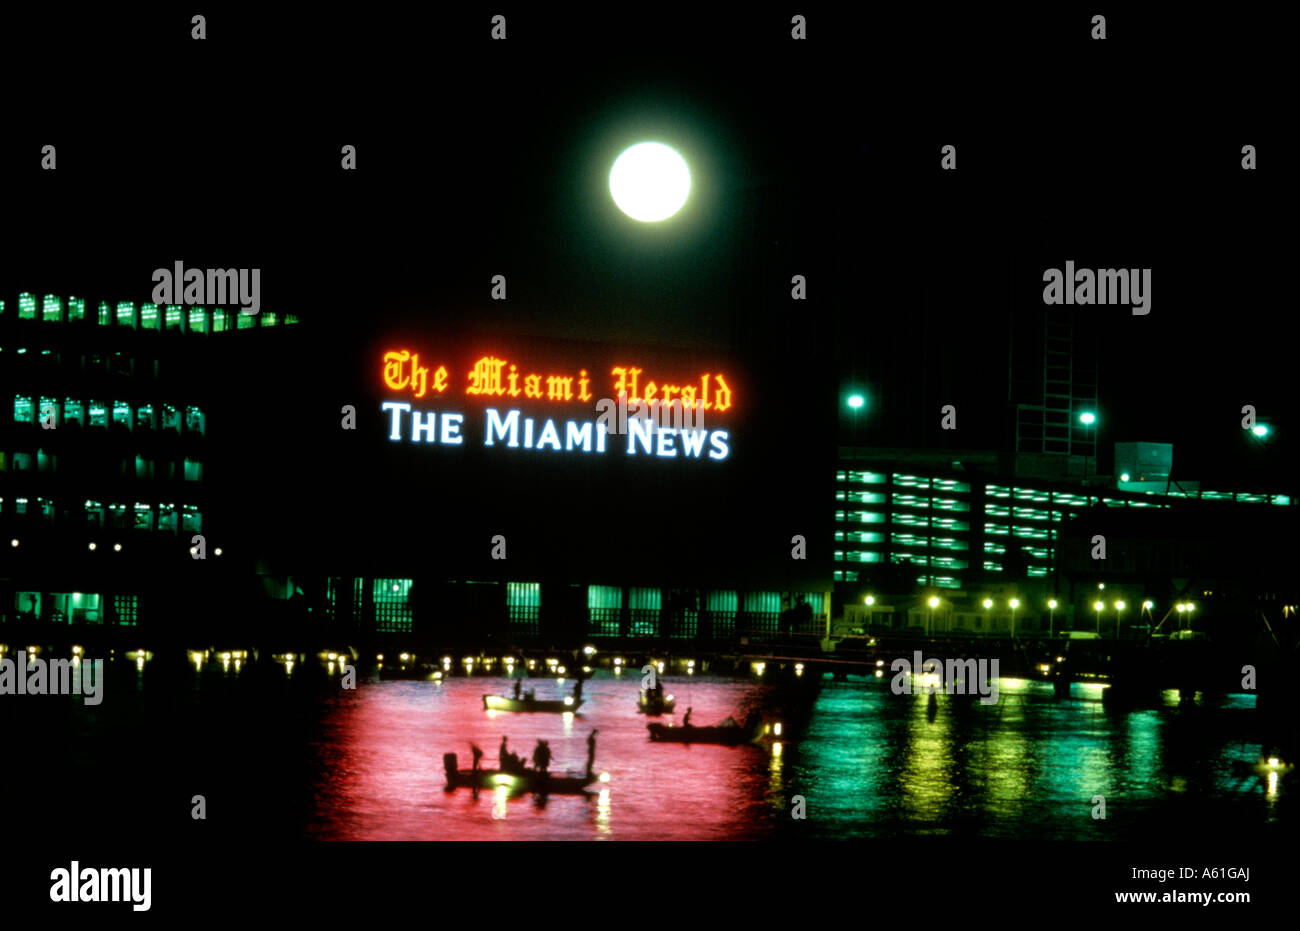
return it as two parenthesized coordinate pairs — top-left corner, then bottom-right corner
(12, 396), (204, 432)
(2, 294), (296, 332)
(0, 496), (202, 532)
(0, 451), (202, 480)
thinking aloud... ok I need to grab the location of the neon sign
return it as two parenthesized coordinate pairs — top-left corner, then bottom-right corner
(378, 348), (734, 461)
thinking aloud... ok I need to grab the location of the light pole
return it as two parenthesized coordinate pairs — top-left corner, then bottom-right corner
(1094, 600), (1105, 635)
(1176, 602), (1186, 632)
(1048, 599), (1057, 638)
(1114, 600), (1125, 639)
(928, 595), (939, 636)
(847, 393), (865, 443)
(1079, 411), (1097, 498)
(1009, 598), (1020, 640)
(983, 598), (993, 637)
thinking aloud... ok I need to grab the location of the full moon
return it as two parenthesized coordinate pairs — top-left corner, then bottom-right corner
(609, 142), (691, 222)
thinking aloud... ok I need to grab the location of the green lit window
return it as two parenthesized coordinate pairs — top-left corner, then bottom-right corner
(743, 591), (780, 635)
(14, 395), (34, 423)
(97, 302), (111, 325)
(84, 500), (105, 526)
(136, 405), (154, 429)
(237, 312), (255, 330)
(985, 523), (1009, 536)
(113, 595), (139, 627)
(108, 503), (128, 528)
(984, 542), (1006, 554)
(183, 458), (202, 481)
(0, 298), (5, 314)
(140, 303), (159, 329)
(852, 551), (881, 563)
(628, 587), (662, 636)
(986, 485), (1012, 498)
(262, 312), (277, 326)
(116, 302), (135, 328)
(67, 296), (85, 321)
(986, 504), (1010, 517)
(983, 561), (1004, 572)
(188, 307), (208, 333)
(932, 497), (970, 512)
(165, 305), (183, 330)
(181, 505), (201, 534)
(63, 398), (84, 425)
(707, 590), (738, 637)
(588, 585), (622, 637)
(506, 582), (541, 635)
(185, 406), (204, 433)
(1273, 495), (1292, 506)
(42, 294), (62, 322)
(18, 293), (37, 319)
(157, 503), (177, 532)
(162, 404), (181, 431)
(113, 401), (132, 429)
(284, 314), (298, 325)
(135, 456), (153, 480)
(15, 497), (29, 513)
(373, 579), (414, 633)
(133, 503), (153, 531)
(39, 397), (58, 427)
(212, 310), (230, 332)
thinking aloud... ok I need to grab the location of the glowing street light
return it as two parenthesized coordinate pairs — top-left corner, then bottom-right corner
(609, 142), (690, 222)
(1009, 598), (1020, 639)
(847, 394), (865, 409)
(1252, 424), (1269, 438)
(1114, 600), (1125, 639)
(1094, 600), (1105, 634)
(1048, 599), (1058, 637)
(927, 596), (939, 636)
(864, 595), (875, 605)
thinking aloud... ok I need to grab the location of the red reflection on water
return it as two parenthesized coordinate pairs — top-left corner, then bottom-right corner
(307, 674), (776, 840)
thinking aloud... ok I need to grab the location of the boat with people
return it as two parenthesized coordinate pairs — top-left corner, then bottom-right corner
(646, 711), (763, 745)
(442, 752), (596, 795)
(485, 675), (584, 713)
(483, 694), (581, 713)
(638, 688), (676, 715)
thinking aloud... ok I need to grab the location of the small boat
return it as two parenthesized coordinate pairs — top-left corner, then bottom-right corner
(638, 689), (676, 715)
(647, 715), (761, 746)
(443, 753), (596, 795)
(483, 694), (582, 713)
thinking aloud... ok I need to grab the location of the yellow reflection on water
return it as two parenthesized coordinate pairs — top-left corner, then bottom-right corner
(492, 785), (509, 820)
(900, 693), (955, 820)
(769, 741), (785, 799)
(595, 788), (611, 836)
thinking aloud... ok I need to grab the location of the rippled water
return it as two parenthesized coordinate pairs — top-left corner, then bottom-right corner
(302, 671), (1286, 840)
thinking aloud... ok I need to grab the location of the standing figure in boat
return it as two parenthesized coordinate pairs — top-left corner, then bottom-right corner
(512, 679), (522, 700)
(586, 730), (598, 777)
(533, 739), (552, 775)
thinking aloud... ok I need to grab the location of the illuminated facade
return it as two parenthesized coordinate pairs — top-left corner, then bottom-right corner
(0, 291), (294, 627)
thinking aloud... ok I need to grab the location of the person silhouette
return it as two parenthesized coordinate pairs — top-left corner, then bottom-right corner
(683, 707), (693, 727)
(499, 736), (510, 771)
(513, 678), (522, 700)
(585, 730), (598, 777)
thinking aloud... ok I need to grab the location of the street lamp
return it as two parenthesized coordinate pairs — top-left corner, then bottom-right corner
(864, 594), (875, 605)
(1079, 411), (1097, 500)
(1114, 600), (1125, 639)
(927, 595), (940, 636)
(983, 598), (993, 636)
(1048, 599), (1058, 637)
(1094, 600), (1105, 634)
(1009, 598), (1020, 639)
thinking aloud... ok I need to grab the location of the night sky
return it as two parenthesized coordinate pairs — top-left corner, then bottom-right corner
(4, 7), (1292, 510)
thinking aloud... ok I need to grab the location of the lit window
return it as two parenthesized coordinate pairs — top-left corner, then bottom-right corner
(162, 404), (181, 431)
(183, 459), (202, 482)
(18, 293), (36, 319)
(165, 305), (183, 330)
(134, 503), (153, 531)
(97, 301), (111, 326)
(237, 312), (255, 329)
(212, 309), (230, 332)
(158, 503), (177, 533)
(261, 312), (277, 327)
(140, 303), (159, 329)
(185, 406), (204, 433)
(88, 402), (108, 428)
(136, 405), (155, 429)
(42, 294), (62, 322)
(39, 397), (57, 427)
(85, 500), (105, 527)
(188, 307), (208, 333)
(13, 395), (34, 423)
(115, 302), (135, 328)
(63, 398), (84, 425)
(181, 505), (201, 533)
(112, 401), (133, 429)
